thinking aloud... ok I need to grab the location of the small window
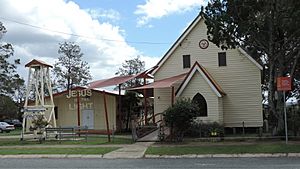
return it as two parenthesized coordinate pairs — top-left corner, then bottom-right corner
(183, 55), (191, 68)
(54, 106), (58, 120)
(218, 52), (227, 66)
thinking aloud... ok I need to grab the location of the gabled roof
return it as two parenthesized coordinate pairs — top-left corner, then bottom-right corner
(176, 62), (226, 98)
(128, 62), (225, 98)
(237, 47), (263, 70)
(152, 14), (262, 75)
(152, 14), (202, 75)
(52, 86), (120, 98)
(25, 59), (53, 68)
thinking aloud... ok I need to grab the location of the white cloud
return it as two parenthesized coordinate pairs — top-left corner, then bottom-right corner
(135, 0), (205, 26)
(85, 8), (121, 22)
(142, 55), (160, 70)
(0, 0), (158, 85)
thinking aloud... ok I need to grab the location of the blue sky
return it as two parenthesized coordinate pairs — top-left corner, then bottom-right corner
(71, 0), (202, 57)
(0, 0), (206, 81)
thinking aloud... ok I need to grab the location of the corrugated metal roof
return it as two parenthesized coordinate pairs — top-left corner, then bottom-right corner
(128, 73), (187, 90)
(88, 66), (157, 89)
(89, 75), (135, 88)
(129, 62), (226, 98)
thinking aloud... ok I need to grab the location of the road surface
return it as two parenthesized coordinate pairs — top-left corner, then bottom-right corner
(0, 157), (299, 169)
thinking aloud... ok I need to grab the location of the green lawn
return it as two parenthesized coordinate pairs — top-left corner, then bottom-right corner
(0, 128), (22, 136)
(0, 136), (132, 146)
(0, 147), (118, 155)
(146, 144), (300, 155)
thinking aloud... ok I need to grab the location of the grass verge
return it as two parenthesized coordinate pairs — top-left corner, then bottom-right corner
(0, 147), (118, 155)
(146, 144), (300, 155)
(0, 128), (22, 136)
(0, 136), (132, 146)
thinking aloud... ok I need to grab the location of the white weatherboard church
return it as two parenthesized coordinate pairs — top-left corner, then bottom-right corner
(150, 14), (263, 129)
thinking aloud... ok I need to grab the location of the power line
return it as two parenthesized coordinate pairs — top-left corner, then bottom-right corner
(0, 17), (171, 45)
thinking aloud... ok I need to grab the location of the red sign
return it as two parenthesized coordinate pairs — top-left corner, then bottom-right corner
(277, 77), (292, 91)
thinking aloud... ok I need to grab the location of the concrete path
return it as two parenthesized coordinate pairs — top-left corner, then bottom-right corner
(137, 129), (159, 142)
(137, 127), (170, 142)
(103, 142), (154, 159)
(103, 129), (161, 158)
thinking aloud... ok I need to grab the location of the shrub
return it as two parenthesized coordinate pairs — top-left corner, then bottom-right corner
(186, 121), (224, 138)
(31, 114), (49, 130)
(164, 98), (199, 141)
(288, 108), (300, 136)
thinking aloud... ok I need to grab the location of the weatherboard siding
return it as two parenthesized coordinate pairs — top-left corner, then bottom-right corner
(92, 93), (116, 130)
(180, 71), (221, 123)
(218, 97), (224, 124)
(154, 88), (172, 114)
(154, 17), (262, 127)
(208, 49), (263, 127)
(153, 80), (185, 114)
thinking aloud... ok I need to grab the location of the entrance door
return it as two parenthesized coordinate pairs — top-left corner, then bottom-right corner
(192, 93), (208, 117)
(82, 109), (94, 129)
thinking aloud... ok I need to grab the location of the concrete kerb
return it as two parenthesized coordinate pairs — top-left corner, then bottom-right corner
(0, 154), (103, 159)
(144, 153), (300, 158)
(1, 153), (300, 159)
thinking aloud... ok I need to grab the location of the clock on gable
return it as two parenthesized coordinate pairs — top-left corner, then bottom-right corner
(199, 39), (209, 49)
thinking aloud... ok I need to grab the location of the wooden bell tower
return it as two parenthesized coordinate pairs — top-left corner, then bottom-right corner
(21, 59), (56, 139)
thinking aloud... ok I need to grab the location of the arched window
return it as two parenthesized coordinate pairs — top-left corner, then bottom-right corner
(192, 93), (208, 117)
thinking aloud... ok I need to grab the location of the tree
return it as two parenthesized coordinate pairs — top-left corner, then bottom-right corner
(0, 22), (24, 96)
(115, 56), (145, 88)
(115, 56), (145, 131)
(201, 0), (300, 134)
(0, 95), (18, 119)
(12, 79), (26, 120)
(164, 98), (199, 141)
(53, 42), (92, 91)
(121, 91), (141, 131)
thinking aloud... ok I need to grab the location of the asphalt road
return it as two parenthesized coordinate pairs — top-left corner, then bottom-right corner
(0, 157), (300, 169)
